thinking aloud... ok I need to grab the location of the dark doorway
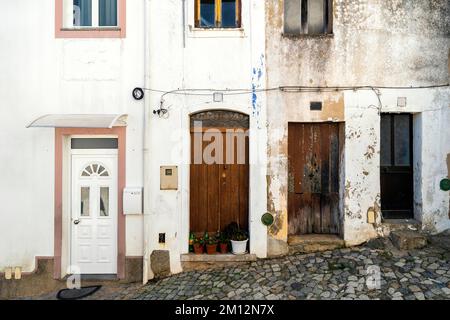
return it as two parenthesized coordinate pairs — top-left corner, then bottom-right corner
(380, 113), (414, 219)
(189, 111), (249, 234)
(288, 123), (341, 235)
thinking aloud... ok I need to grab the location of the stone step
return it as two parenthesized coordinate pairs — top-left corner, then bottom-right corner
(288, 234), (345, 254)
(381, 219), (421, 236)
(180, 254), (256, 272)
(181, 253), (257, 262)
(389, 230), (428, 250)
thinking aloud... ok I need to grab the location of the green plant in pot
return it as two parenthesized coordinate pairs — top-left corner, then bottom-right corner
(218, 232), (229, 254)
(206, 236), (218, 254)
(193, 236), (205, 254)
(225, 222), (248, 255)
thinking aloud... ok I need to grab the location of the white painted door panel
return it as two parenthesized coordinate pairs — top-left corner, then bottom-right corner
(71, 153), (118, 274)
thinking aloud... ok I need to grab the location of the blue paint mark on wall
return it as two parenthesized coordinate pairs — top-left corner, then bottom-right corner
(252, 54), (265, 120)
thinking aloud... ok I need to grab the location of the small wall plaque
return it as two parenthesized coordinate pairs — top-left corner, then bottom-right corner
(160, 166), (178, 190)
(310, 101), (322, 111)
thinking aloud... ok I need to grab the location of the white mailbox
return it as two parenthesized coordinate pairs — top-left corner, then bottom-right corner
(123, 187), (143, 215)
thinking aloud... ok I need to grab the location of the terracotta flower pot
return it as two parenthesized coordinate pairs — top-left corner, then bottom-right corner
(206, 244), (217, 254)
(193, 243), (204, 254)
(219, 243), (228, 254)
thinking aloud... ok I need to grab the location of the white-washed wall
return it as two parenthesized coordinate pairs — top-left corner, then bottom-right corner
(0, 0), (145, 272)
(143, 0), (267, 278)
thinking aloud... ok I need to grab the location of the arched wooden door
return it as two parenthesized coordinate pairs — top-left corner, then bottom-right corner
(190, 110), (249, 234)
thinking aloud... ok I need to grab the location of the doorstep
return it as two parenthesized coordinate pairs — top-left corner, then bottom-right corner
(288, 234), (345, 254)
(381, 218), (421, 236)
(180, 253), (257, 262)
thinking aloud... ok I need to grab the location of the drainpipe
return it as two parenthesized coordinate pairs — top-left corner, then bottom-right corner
(142, 0), (154, 284)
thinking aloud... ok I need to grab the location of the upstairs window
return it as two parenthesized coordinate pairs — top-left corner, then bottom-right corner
(195, 0), (241, 28)
(71, 0), (118, 27)
(284, 0), (332, 35)
(56, 0), (126, 38)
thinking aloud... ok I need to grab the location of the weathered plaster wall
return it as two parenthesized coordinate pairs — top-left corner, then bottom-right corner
(0, 0), (145, 273)
(265, 0), (450, 253)
(143, 0), (267, 280)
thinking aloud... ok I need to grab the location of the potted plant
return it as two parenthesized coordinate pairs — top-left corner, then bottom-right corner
(218, 232), (229, 254)
(206, 236), (218, 254)
(223, 222), (248, 254)
(193, 236), (204, 254)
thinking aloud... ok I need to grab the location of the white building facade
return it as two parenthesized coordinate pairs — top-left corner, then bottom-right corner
(0, 0), (268, 296)
(0, 0), (146, 290)
(0, 0), (449, 298)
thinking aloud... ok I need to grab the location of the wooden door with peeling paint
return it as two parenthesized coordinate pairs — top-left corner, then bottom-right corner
(288, 123), (341, 235)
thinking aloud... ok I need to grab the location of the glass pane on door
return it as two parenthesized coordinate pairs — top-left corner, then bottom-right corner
(81, 187), (90, 216)
(100, 187), (109, 217)
(380, 115), (392, 166)
(394, 115), (411, 166)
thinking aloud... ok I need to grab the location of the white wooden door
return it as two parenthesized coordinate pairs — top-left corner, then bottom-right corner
(71, 151), (118, 274)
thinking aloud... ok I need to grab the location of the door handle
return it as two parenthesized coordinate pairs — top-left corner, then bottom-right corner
(74, 219), (81, 225)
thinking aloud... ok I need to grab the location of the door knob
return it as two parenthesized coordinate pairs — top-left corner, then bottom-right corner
(74, 219), (81, 225)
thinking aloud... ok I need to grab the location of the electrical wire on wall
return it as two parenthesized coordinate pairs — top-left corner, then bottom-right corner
(137, 84), (450, 118)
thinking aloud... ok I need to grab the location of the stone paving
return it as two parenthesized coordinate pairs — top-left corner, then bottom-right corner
(22, 234), (450, 300)
(130, 244), (450, 300)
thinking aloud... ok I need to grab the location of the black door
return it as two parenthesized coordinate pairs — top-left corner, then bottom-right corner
(380, 114), (414, 219)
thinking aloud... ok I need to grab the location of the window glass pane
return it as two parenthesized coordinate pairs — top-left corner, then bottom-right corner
(284, 0), (301, 34)
(308, 0), (325, 34)
(99, 0), (118, 26)
(73, 0), (92, 26)
(380, 115), (392, 166)
(394, 115), (411, 166)
(200, 0), (215, 27)
(222, 0), (237, 28)
(100, 187), (109, 217)
(71, 138), (118, 149)
(81, 187), (90, 216)
(100, 170), (109, 177)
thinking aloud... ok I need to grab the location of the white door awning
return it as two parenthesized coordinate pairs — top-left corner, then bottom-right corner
(27, 114), (128, 129)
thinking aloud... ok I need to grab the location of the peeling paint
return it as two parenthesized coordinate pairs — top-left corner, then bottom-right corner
(265, 0), (450, 254)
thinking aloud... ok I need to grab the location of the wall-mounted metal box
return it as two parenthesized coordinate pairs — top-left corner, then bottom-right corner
(123, 187), (143, 215)
(160, 166), (178, 190)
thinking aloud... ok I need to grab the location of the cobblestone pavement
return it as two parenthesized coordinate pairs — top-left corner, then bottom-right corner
(130, 244), (450, 300)
(23, 236), (450, 300)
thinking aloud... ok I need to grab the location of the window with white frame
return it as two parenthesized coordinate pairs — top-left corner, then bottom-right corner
(63, 0), (118, 28)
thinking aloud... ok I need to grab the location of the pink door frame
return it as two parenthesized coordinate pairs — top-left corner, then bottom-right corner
(54, 127), (126, 279)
